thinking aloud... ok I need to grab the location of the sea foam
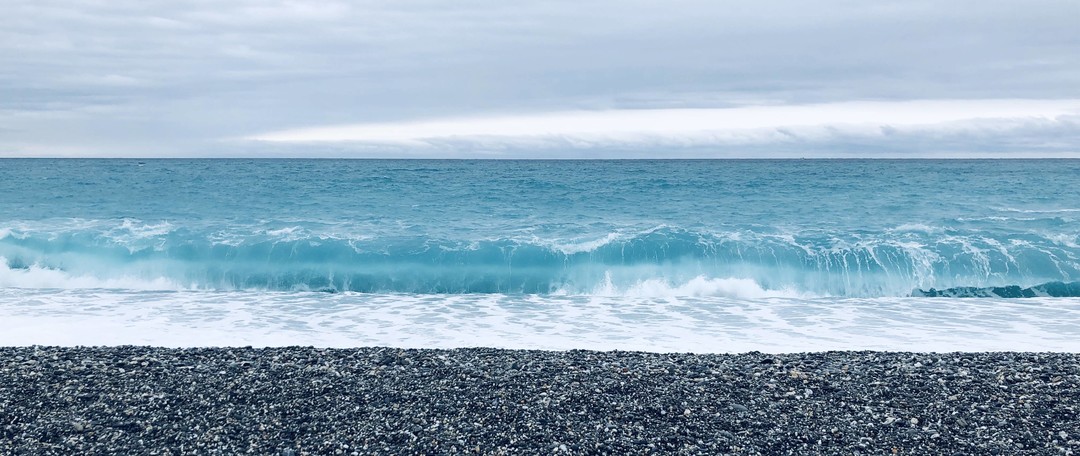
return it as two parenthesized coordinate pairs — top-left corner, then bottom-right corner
(2, 159), (1079, 350)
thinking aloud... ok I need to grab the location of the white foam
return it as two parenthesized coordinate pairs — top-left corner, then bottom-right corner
(263, 226), (309, 242)
(1045, 233), (1080, 249)
(2, 289), (1079, 353)
(597, 274), (806, 299)
(0, 258), (182, 290)
(890, 223), (941, 233)
(0, 223), (35, 240)
(993, 207), (1080, 214)
(544, 231), (624, 255)
(114, 218), (174, 237)
(548, 272), (808, 299)
(105, 219), (175, 252)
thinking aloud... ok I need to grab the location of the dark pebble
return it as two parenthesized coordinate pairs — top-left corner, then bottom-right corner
(1, 347), (1078, 455)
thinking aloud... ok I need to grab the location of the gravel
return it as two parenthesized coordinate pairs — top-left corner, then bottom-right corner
(1, 347), (1078, 455)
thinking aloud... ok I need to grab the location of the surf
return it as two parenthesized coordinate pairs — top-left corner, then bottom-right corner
(3, 222), (1077, 297)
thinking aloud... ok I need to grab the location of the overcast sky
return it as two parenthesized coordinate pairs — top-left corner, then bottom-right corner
(2, 0), (1079, 157)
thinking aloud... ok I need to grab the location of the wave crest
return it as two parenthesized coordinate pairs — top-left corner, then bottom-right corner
(2, 224), (1078, 296)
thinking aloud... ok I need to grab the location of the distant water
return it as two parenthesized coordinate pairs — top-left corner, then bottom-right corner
(2, 159), (1079, 351)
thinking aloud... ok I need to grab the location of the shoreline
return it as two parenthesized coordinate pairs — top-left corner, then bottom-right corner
(2, 347), (1078, 454)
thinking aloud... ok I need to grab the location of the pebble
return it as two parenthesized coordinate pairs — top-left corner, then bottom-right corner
(0, 347), (1077, 454)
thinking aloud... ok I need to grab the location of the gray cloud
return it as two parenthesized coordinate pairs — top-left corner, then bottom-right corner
(1, 0), (1079, 156)
(231, 114), (1080, 159)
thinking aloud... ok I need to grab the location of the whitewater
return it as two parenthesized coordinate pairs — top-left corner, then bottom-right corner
(2, 159), (1079, 351)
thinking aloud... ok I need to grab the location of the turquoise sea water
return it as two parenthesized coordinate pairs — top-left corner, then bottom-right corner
(2, 159), (1079, 350)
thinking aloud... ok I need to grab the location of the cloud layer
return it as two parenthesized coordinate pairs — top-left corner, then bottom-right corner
(2, 1), (1079, 157)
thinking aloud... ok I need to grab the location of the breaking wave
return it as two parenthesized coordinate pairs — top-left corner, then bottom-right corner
(2, 222), (1078, 297)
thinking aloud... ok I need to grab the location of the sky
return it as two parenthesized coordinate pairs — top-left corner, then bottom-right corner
(2, 0), (1079, 158)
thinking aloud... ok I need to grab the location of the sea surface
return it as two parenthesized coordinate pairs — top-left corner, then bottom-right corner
(2, 159), (1079, 351)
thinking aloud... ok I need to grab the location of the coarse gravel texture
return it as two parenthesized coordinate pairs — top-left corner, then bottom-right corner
(1, 347), (1079, 455)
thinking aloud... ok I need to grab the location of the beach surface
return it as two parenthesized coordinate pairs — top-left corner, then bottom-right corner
(2, 347), (1078, 455)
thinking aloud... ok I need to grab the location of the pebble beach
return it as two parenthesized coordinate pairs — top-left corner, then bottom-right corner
(2, 347), (1078, 455)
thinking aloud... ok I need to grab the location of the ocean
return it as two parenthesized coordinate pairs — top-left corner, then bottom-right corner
(2, 159), (1079, 351)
